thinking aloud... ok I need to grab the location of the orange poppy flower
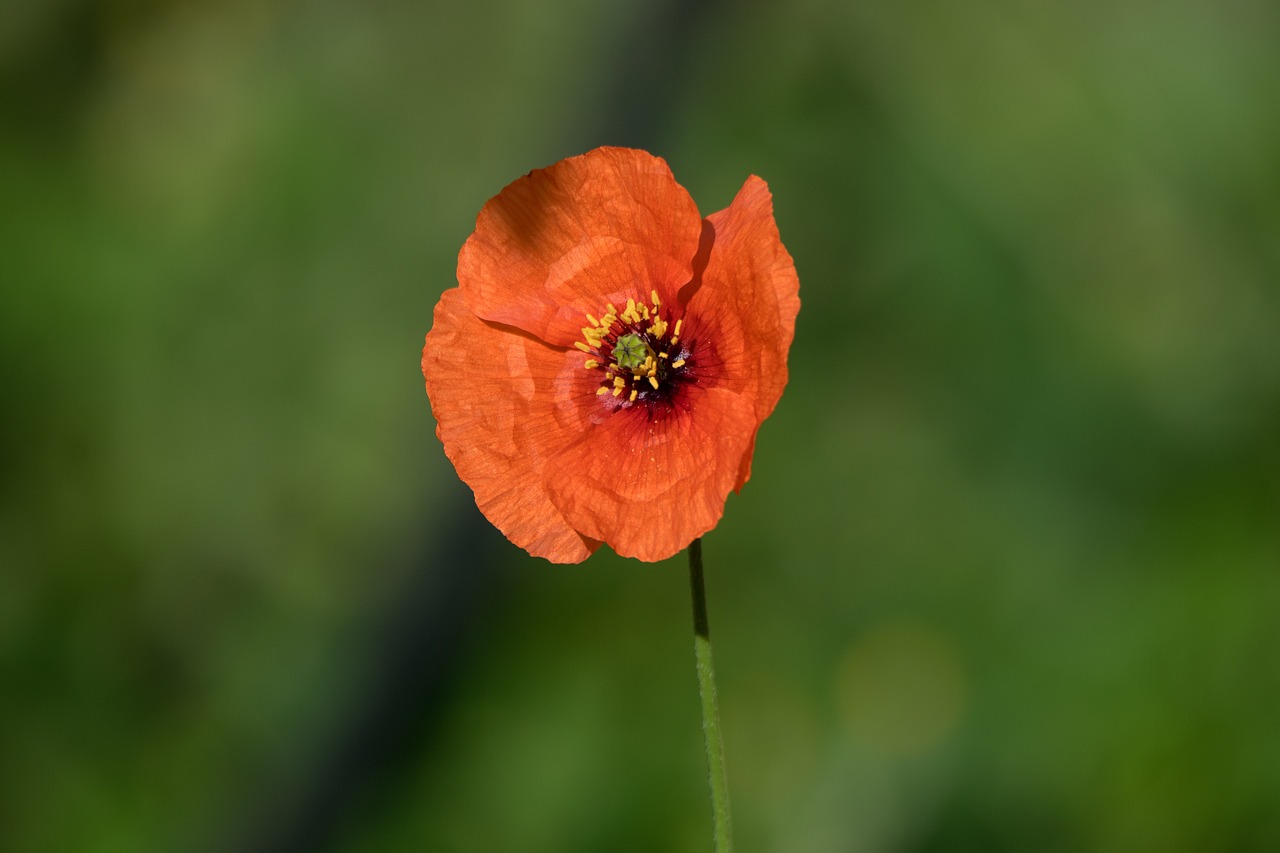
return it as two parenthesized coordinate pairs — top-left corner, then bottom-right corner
(422, 147), (799, 563)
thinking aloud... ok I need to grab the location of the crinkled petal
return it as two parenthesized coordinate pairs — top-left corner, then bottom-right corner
(422, 287), (601, 563)
(458, 147), (703, 347)
(544, 386), (758, 562)
(685, 176), (800, 490)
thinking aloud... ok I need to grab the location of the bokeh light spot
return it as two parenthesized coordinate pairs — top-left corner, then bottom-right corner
(834, 620), (968, 757)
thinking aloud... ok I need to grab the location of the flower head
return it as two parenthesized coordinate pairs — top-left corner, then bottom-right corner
(422, 147), (799, 563)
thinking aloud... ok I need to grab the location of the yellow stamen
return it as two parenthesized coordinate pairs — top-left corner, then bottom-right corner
(582, 295), (692, 403)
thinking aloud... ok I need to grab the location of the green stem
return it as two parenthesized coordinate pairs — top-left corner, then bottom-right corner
(688, 537), (734, 853)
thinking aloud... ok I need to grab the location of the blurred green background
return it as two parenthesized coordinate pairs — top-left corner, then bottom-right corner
(4, 0), (1279, 851)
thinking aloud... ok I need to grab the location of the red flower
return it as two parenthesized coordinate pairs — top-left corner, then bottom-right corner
(422, 147), (799, 563)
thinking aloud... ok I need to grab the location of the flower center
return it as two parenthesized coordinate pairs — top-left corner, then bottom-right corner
(612, 333), (650, 370)
(574, 289), (689, 405)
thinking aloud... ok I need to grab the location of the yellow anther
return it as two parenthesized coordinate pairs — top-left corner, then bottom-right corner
(584, 297), (691, 403)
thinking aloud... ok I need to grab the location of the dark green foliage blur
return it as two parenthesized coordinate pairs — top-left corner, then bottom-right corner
(3, 0), (1279, 851)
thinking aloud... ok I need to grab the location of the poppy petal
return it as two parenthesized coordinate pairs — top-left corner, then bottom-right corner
(458, 147), (704, 348)
(544, 386), (758, 562)
(423, 287), (601, 563)
(687, 176), (800, 490)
